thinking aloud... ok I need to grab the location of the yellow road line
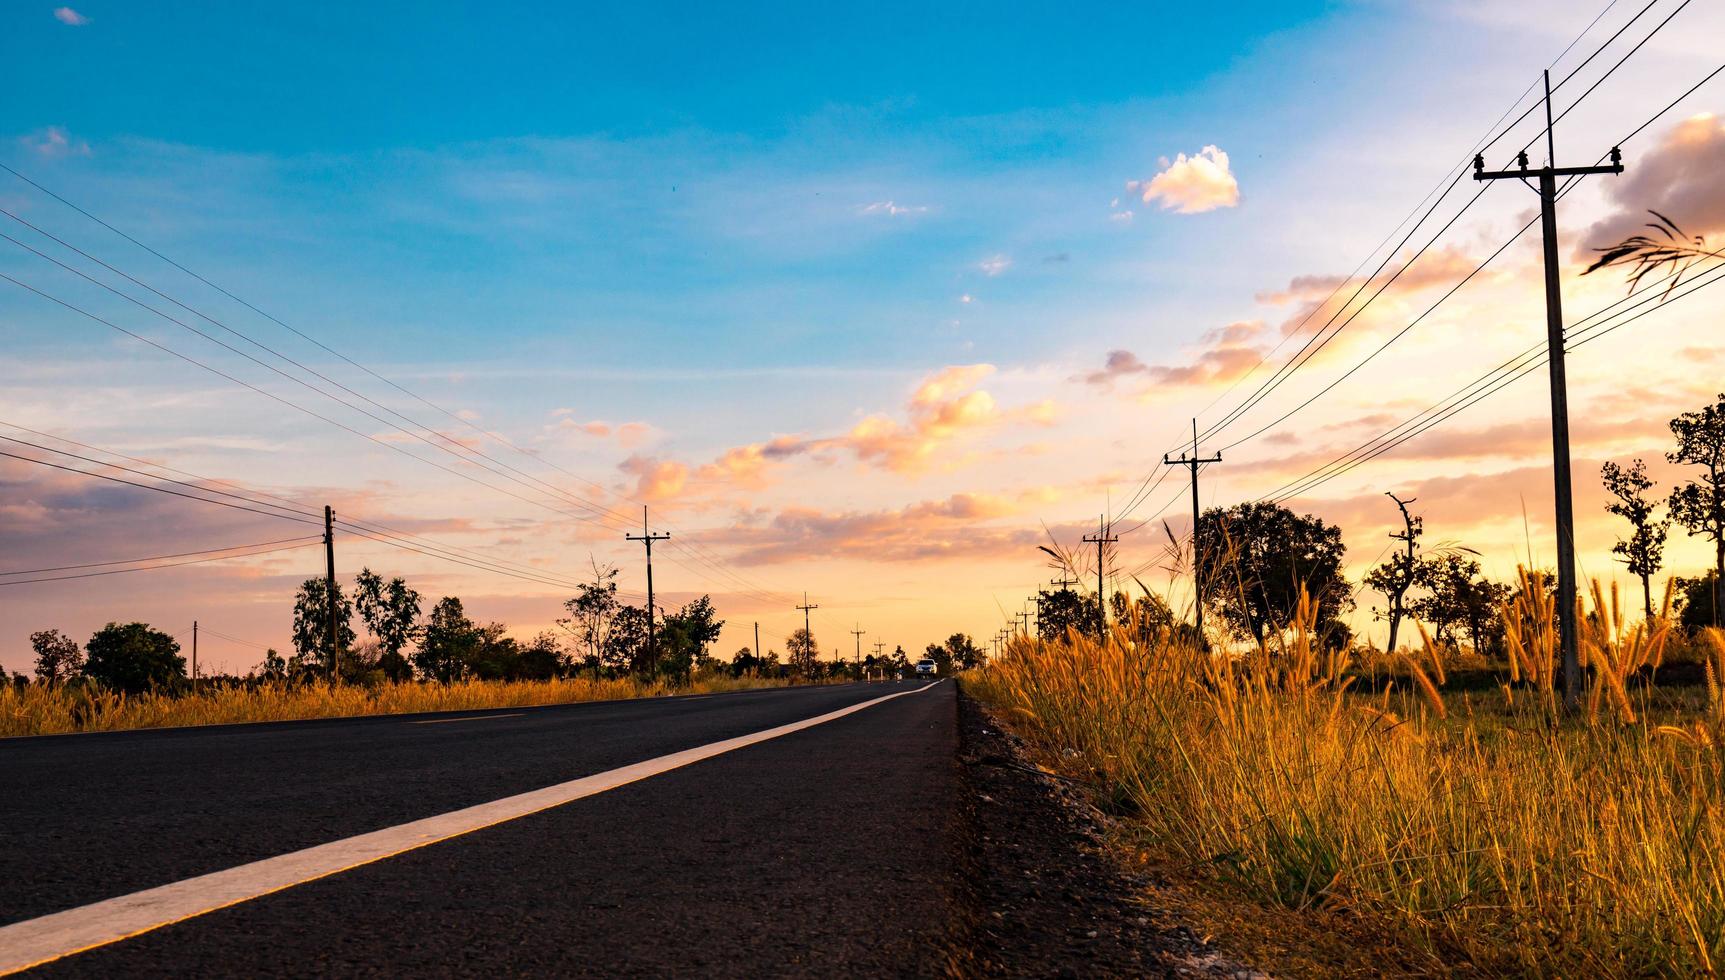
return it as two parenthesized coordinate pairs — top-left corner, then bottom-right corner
(408, 712), (526, 725)
(0, 681), (940, 975)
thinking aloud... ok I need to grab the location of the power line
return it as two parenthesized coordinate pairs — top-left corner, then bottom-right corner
(0, 539), (318, 586)
(0, 534), (321, 577)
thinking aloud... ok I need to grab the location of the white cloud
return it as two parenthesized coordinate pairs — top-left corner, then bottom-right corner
(858, 200), (929, 217)
(53, 6), (90, 25)
(1135, 145), (1240, 214)
(977, 254), (1012, 277)
(20, 126), (91, 158)
(959, 293), (974, 304)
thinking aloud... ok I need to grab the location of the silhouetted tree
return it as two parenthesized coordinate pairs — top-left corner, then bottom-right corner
(417, 596), (478, 682)
(1601, 459), (1670, 622)
(1410, 555), (1511, 655)
(786, 628), (818, 676)
(84, 622), (185, 693)
(606, 606), (651, 674)
(944, 633), (984, 670)
(559, 561), (621, 670)
(1668, 394), (1725, 628)
(355, 568), (421, 681)
(1678, 571), (1721, 634)
(924, 642), (952, 675)
(292, 577), (354, 672)
(1197, 502), (1351, 647)
(1364, 493), (1423, 654)
(1036, 587), (1095, 640)
(30, 629), (83, 684)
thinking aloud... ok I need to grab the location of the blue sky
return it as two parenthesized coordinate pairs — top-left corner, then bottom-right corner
(4, 0), (1723, 670)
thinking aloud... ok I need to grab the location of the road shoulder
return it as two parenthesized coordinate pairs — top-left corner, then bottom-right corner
(947, 690), (1263, 978)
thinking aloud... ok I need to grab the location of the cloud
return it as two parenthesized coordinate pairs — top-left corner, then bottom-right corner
(651, 364), (1047, 488)
(1131, 145), (1239, 215)
(53, 6), (89, 25)
(19, 126), (91, 158)
(1582, 114), (1725, 252)
(618, 455), (688, 501)
(977, 254), (1012, 277)
(1080, 322), (1267, 390)
(548, 413), (653, 448)
(858, 200), (928, 217)
(709, 495), (1089, 566)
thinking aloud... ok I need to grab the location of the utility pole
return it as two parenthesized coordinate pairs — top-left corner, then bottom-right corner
(625, 507), (671, 675)
(1082, 515), (1118, 632)
(323, 505), (339, 682)
(1474, 70), (1624, 713)
(850, 625), (866, 679)
(872, 639), (885, 680)
(795, 593), (819, 672)
(754, 621), (761, 662)
(1163, 419), (1221, 650)
(192, 620), (199, 694)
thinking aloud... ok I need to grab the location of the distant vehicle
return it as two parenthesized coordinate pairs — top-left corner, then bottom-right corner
(914, 659), (937, 676)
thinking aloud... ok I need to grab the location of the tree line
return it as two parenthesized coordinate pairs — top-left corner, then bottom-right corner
(1034, 393), (1725, 654)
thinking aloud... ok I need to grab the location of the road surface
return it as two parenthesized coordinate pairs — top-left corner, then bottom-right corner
(0, 681), (956, 977)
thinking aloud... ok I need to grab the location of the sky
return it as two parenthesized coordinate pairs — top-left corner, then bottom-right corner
(3, 0), (1724, 674)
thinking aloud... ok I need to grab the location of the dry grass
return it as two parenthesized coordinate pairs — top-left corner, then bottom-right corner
(968, 572), (1725, 977)
(0, 673), (796, 738)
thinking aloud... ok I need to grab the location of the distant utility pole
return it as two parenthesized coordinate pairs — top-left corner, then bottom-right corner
(754, 622), (761, 660)
(1082, 516), (1118, 631)
(1474, 69), (1624, 713)
(796, 593), (819, 669)
(192, 620), (199, 694)
(850, 625), (866, 678)
(323, 505), (339, 682)
(1015, 609), (1032, 636)
(1163, 419), (1221, 650)
(626, 507), (671, 674)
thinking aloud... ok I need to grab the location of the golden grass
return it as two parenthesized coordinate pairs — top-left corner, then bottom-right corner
(968, 573), (1725, 977)
(0, 673), (796, 738)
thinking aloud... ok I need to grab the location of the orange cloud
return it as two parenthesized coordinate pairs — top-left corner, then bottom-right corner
(709, 494), (1088, 566)
(1584, 113), (1725, 251)
(618, 455), (688, 501)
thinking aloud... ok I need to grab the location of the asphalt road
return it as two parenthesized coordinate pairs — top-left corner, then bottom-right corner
(0, 680), (957, 977)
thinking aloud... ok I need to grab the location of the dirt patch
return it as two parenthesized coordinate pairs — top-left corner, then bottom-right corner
(946, 690), (1264, 978)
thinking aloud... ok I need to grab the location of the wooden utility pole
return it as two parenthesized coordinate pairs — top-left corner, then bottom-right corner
(1473, 70), (1624, 713)
(192, 620), (199, 694)
(872, 639), (885, 679)
(1163, 420), (1221, 650)
(625, 507), (671, 674)
(323, 505), (339, 682)
(850, 625), (865, 678)
(795, 593), (819, 671)
(754, 621), (761, 663)
(1082, 515), (1118, 632)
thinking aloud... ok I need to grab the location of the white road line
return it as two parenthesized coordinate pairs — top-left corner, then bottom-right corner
(408, 712), (526, 725)
(0, 681), (941, 975)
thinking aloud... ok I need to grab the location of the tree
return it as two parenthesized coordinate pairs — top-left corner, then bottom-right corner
(1036, 587), (1096, 640)
(786, 628), (818, 676)
(605, 605), (652, 674)
(1677, 571), (1721, 634)
(84, 622), (185, 693)
(416, 596), (478, 682)
(355, 568), (421, 681)
(292, 577), (355, 674)
(30, 629), (83, 684)
(1110, 590), (1176, 645)
(1364, 493), (1422, 654)
(945, 633), (984, 671)
(1669, 394), (1725, 628)
(1410, 555), (1511, 655)
(1601, 459), (1671, 623)
(1196, 502), (1351, 647)
(658, 595), (723, 678)
(924, 642), (953, 675)
(558, 561), (621, 670)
